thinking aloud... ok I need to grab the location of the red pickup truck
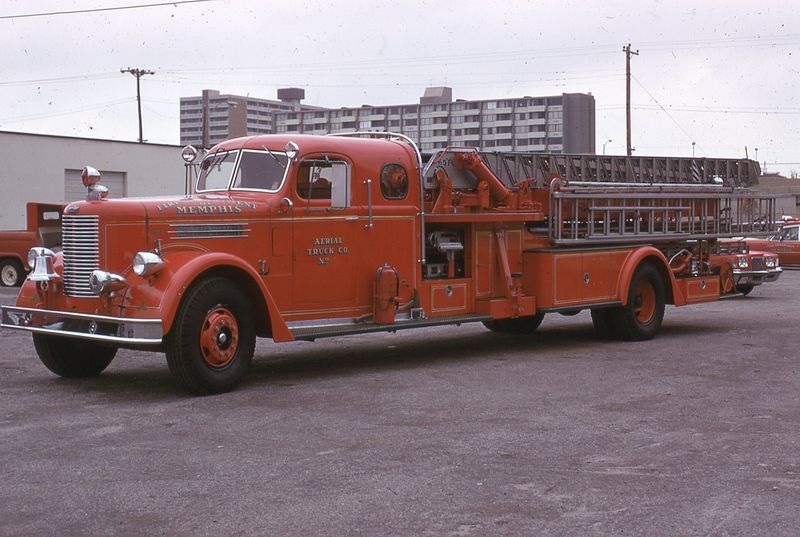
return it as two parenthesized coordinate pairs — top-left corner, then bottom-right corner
(0, 202), (66, 287)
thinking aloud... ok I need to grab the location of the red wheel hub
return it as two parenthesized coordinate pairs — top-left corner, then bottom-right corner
(199, 307), (239, 368)
(633, 281), (656, 324)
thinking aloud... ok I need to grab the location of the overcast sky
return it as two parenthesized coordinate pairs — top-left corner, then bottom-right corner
(1, 0), (798, 175)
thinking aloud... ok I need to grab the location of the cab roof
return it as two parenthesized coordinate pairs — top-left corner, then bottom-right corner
(210, 134), (420, 166)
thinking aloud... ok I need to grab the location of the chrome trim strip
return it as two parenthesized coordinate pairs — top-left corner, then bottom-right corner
(1, 306), (162, 345)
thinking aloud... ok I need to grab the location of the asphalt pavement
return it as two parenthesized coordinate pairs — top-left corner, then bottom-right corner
(1, 272), (799, 536)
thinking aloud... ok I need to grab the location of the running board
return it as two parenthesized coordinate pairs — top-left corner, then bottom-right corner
(289, 314), (492, 342)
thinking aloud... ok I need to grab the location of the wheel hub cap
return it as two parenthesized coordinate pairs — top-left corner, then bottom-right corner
(633, 282), (656, 324)
(200, 307), (239, 368)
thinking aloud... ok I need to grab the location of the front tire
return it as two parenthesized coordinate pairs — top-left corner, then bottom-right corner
(166, 277), (256, 395)
(0, 258), (25, 287)
(613, 263), (666, 341)
(736, 284), (754, 296)
(32, 334), (117, 377)
(483, 312), (545, 334)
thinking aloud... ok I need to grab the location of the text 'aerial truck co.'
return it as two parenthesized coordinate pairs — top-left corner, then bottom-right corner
(0, 133), (783, 394)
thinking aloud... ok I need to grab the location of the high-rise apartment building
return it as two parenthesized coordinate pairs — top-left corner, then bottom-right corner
(180, 87), (595, 154)
(179, 88), (318, 148)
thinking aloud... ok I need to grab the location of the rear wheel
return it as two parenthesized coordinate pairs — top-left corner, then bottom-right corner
(0, 258), (25, 287)
(613, 264), (665, 341)
(165, 277), (256, 395)
(483, 312), (545, 334)
(736, 284), (754, 296)
(32, 334), (117, 377)
(590, 308), (619, 339)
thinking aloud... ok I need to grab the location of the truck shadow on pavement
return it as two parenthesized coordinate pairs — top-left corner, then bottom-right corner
(42, 317), (726, 399)
(243, 319), (726, 387)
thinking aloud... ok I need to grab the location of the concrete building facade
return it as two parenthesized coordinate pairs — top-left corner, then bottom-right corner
(0, 131), (185, 229)
(179, 88), (318, 148)
(180, 87), (596, 154)
(751, 172), (800, 218)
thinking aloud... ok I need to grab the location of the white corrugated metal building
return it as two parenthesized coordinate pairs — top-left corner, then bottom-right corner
(0, 131), (186, 229)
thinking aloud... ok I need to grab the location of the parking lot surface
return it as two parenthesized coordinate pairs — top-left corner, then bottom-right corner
(1, 271), (799, 536)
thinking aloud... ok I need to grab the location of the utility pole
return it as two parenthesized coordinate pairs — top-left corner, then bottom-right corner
(121, 67), (155, 143)
(623, 43), (639, 156)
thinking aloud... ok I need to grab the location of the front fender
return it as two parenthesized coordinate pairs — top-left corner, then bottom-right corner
(616, 246), (686, 306)
(154, 251), (293, 342)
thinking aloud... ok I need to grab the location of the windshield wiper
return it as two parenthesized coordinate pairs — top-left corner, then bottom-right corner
(262, 145), (286, 170)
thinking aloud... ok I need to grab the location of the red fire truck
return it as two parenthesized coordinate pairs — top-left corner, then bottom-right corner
(0, 134), (778, 394)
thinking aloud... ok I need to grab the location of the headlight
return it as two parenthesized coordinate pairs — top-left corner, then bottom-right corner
(89, 270), (127, 294)
(133, 251), (164, 277)
(735, 256), (749, 269)
(765, 257), (777, 268)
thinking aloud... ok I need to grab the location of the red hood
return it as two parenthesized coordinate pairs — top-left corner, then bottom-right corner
(65, 192), (271, 222)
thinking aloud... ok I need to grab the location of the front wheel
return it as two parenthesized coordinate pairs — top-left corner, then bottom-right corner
(736, 284), (755, 296)
(0, 258), (25, 287)
(165, 277), (256, 395)
(613, 264), (666, 341)
(32, 334), (117, 377)
(483, 312), (545, 334)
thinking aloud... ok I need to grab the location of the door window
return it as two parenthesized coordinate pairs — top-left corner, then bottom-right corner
(296, 159), (351, 208)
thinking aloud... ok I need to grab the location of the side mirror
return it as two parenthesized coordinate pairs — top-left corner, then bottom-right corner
(285, 141), (299, 160)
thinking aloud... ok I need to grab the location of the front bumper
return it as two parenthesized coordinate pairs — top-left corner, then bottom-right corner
(732, 267), (783, 286)
(1, 306), (163, 345)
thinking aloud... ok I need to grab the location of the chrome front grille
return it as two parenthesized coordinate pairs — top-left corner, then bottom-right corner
(62, 215), (100, 297)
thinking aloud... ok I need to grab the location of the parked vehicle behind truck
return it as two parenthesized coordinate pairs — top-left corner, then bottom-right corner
(746, 218), (800, 266)
(0, 202), (66, 287)
(0, 134), (780, 394)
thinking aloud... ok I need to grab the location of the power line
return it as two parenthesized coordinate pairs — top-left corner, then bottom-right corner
(0, 98), (135, 124)
(0, 0), (214, 20)
(0, 72), (124, 87)
(632, 74), (704, 155)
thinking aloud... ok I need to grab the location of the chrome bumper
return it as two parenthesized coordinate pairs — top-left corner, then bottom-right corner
(0, 306), (163, 345)
(732, 267), (782, 286)
(765, 267), (783, 282)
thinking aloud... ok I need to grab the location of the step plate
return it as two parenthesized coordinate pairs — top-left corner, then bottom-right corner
(289, 314), (492, 341)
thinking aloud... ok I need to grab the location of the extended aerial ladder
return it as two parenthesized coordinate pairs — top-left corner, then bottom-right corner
(422, 148), (778, 247)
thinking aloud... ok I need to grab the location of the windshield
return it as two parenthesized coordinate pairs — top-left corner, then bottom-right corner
(231, 150), (289, 191)
(197, 150), (238, 191)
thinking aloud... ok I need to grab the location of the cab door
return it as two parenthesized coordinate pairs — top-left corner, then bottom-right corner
(289, 155), (363, 317)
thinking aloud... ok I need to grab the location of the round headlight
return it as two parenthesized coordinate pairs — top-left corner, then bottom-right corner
(133, 251), (164, 277)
